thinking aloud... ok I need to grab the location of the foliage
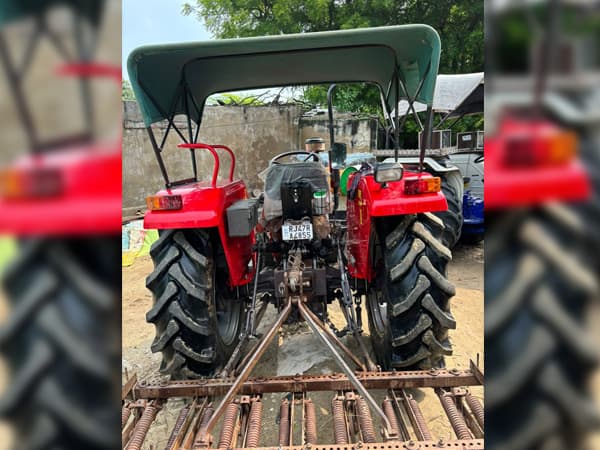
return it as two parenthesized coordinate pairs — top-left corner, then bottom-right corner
(303, 83), (381, 116)
(181, 0), (484, 132)
(122, 79), (136, 101)
(207, 92), (267, 106)
(181, 0), (483, 74)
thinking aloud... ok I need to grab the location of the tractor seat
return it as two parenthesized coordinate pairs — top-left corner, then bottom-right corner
(263, 162), (329, 221)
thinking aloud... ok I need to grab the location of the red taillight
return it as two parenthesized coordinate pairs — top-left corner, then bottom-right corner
(0, 168), (62, 199)
(504, 129), (577, 167)
(146, 195), (183, 211)
(404, 177), (441, 195)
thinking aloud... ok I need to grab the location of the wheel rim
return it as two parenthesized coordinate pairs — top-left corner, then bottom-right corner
(216, 291), (240, 347)
(368, 229), (387, 336)
(367, 289), (387, 336)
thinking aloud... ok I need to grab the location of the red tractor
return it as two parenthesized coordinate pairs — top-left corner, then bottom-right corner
(129, 25), (456, 379)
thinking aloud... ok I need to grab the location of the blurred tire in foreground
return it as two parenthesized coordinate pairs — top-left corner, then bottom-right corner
(0, 237), (120, 450)
(486, 207), (600, 450)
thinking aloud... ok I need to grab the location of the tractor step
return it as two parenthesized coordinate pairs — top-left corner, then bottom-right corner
(122, 362), (484, 450)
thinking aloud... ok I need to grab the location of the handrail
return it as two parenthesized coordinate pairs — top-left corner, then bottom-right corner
(178, 143), (220, 187)
(56, 63), (122, 83)
(177, 143), (236, 187)
(210, 144), (236, 182)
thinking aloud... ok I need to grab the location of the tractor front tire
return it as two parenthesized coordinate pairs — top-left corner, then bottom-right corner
(367, 213), (456, 370)
(146, 229), (245, 379)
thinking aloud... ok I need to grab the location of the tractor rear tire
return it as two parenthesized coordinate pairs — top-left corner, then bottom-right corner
(367, 213), (456, 370)
(434, 171), (464, 249)
(0, 237), (120, 450)
(146, 229), (245, 379)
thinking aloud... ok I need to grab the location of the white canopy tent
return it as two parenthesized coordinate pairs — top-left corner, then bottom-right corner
(395, 72), (484, 117)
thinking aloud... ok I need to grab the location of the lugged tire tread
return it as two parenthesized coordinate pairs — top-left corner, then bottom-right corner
(421, 294), (456, 329)
(411, 221), (452, 261)
(487, 208), (600, 450)
(391, 314), (432, 347)
(417, 256), (456, 296)
(168, 302), (211, 336)
(146, 229), (243, 378)
(0, 270), (57, 347)
(433, 175), (463, 248)
(0, 238), (120, 450)
(173, 337), (215, 364)
(174, 231), (209, 268)
(391, 275), (429, 317)
(369, 214), (455, 370)
(146, 245), (181, 289)
(150, 319), (180, 352)
(146, 281), (178, 323)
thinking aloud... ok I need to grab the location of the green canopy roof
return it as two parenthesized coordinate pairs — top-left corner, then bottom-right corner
(0, 0), (104, 26)
(128, 25), (441, 127)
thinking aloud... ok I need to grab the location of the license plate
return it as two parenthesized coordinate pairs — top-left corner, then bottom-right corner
(282, 221), (313, 241)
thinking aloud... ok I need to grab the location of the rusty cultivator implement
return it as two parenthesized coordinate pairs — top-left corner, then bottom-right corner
(122, 316), (484, 450)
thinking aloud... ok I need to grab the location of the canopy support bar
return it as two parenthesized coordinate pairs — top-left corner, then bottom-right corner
(0, 9), (98, 154)
(147, 126), (170, 186)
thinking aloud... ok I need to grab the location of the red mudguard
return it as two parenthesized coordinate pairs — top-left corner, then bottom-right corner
(144, 180), (255, 287)
(346, 171), (447, 281)
(0, 142), (122, 235)
(485, 118), (590, 209)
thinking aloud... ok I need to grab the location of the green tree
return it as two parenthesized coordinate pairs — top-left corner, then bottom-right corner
(122, 79), (136, 101)
(182, 0), (483, 74)
(182, 0), (483, 132)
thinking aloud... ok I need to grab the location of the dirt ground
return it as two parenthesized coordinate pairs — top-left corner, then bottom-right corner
(122, 240), (484, 448)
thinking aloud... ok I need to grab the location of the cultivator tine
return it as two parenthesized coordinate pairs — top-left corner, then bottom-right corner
(129, 369), (484, 450)
(355, 396), (377, 443)
(451, 388), (484, 439)
(164, 403), (191, 450)
(218, 401), (241, 449)
(185, 407), (206, 450)
(122, 404), (132, 428)
(192, 404), (215, 449)
(125, 401), (161, 450)
(332, 395), (349, 444)
(387, 391), (412, 441)
(122, 405), (137, 447)
(304, 398), (318, 444)
(245, 396), (263, 448)
(465, 390), (484, 429)
(279, 398), (291, 446)
(381, 398), (400, 439)
(399, 390), (432, 441)
(437, 389), (472, 440)
(289, 393), (298, 447)
(165, 399), (209, 450)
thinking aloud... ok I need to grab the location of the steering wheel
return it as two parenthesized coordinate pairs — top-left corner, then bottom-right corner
(270, 151), (321, 165)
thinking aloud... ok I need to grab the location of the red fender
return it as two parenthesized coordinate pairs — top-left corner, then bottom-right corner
(144, 180), (255, 287)
(485, 118), (590, 209)
(346, 171), (447, 281)
(0, 141), (122, 235)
